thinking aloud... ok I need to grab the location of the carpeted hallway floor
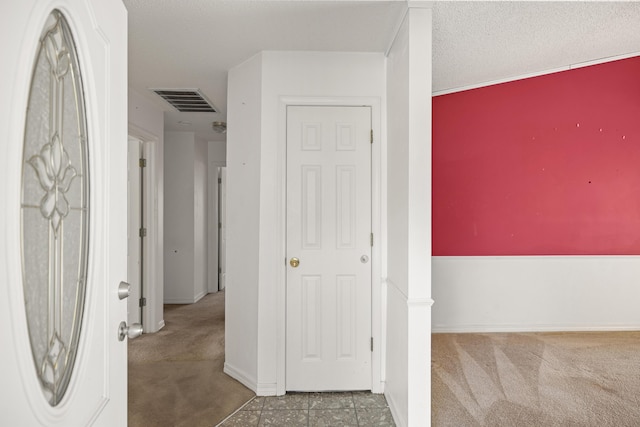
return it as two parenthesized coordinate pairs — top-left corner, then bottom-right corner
(128, 291), (254, 427)
(432, 332), (640, 426)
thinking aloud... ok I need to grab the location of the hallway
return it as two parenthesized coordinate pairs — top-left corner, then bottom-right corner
(128, 291), (254, 427)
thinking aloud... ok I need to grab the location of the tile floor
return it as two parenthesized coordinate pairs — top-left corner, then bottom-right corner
(217, 391), (395, 426)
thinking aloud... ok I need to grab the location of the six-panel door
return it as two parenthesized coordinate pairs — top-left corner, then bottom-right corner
(286, 106), (372, 391)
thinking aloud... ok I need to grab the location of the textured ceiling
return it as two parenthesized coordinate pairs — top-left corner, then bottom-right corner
(431, 1), (640, 94)
(125, 1), (640, 141)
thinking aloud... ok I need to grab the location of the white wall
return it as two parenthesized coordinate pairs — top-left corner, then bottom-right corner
(225, 53), (263, 390)
(225, 51), (387, 395)
(209, 141), (226, 160)
(164, 131), (195, 303)
(164, 131), (208, 304)
(385, 8), (432, 427)
(433, 256), (640, 332)
(128, 89), (165, 333)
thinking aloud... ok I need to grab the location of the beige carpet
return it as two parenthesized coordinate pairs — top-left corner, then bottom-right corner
(128, 291), (254, 427)
(432, 332), (640, 426)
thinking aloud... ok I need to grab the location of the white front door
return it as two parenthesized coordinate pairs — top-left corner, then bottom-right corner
(286, 106), (372, 391)
(0, 0), (128, 425)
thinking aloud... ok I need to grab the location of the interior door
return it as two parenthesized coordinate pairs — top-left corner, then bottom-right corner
(286, 105), (372, 391)
(0, 0), (129, 425)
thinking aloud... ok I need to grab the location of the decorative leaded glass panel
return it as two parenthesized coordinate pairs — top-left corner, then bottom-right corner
(21, 10), (89, 406)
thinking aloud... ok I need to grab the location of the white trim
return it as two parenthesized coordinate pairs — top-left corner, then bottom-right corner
(162, 291), (208, 304)
(214, 397), (257, 427)
(194, 290), (207, 303)
(385, 389), (406, 427)
(385, 2), (432, 58)
(163, 298), (200, 305)
(128, 123), (158, 146)
(435, 254), (640, 260)
(223, 363), (257, 393)
(276, 96), (384, 395)
(433, 324), (640, 333)
(433, 51), (640, 97)
(256, 383), (277, 396)
(432, 255), (640, 333)
(407, 298), (434, 308)
(208, 160), (226, 294)
(128, 124), (163, 333)
(567, 51), (640, 70)
(385, 6), (408, 57)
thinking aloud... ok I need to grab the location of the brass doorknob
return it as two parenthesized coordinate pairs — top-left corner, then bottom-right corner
(290, 257), (300, 268)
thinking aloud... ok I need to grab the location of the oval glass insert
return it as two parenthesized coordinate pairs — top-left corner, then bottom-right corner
(21, 9), (89, 406)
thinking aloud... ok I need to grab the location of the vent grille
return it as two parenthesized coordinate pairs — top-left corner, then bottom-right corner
(151, 88), (217, 113)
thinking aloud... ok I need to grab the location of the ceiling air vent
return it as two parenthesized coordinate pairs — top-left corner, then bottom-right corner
(150, 88), (218, 113)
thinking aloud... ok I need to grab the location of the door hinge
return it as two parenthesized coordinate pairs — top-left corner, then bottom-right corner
(218, 178), (222, 184)
(139, 297), (147, 307)
(139, 227), (147, 238)
(139, 158), (147, 168)
(371, 337), (374, 352)
(370, 129), (373, 144)
(218, 222), (222, 229)
(370, 233), (373, 247)
(218, 267), (222, 274)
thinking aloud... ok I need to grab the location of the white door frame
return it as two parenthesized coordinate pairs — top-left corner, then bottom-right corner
(208, 161), (226, 293)
(128, 124), (162, 332)
(276, 96), (384, 395)
(218, 166), (228, 291)
(128, 137), (143, 325)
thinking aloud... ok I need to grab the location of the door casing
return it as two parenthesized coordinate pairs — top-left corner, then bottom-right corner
(276, 96), (384, 395)
(128, 137), (143, 325)
(128, 124), (163, 333)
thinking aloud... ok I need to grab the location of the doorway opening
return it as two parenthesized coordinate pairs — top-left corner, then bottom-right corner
(127, 136), (144, 326)
(126, 132), (161, 331)
(218, 166), (227, 291)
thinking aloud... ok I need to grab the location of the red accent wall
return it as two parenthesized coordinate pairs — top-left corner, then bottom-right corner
(433, 57), (640, 256)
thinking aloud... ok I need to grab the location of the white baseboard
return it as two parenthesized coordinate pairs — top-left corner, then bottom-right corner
(371, 380), (385, 394)
(433, 324), (640, 333)
(385, 389), (405, 427)
(141, 319), (165, 334)
(164, 290), (208, 305)
(256, 383), (277, 396)
(163, 298), (197, 304)
(224, 362), (257, 393)
(194, 290), (207, 303)
(433, 256), (640, 332)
